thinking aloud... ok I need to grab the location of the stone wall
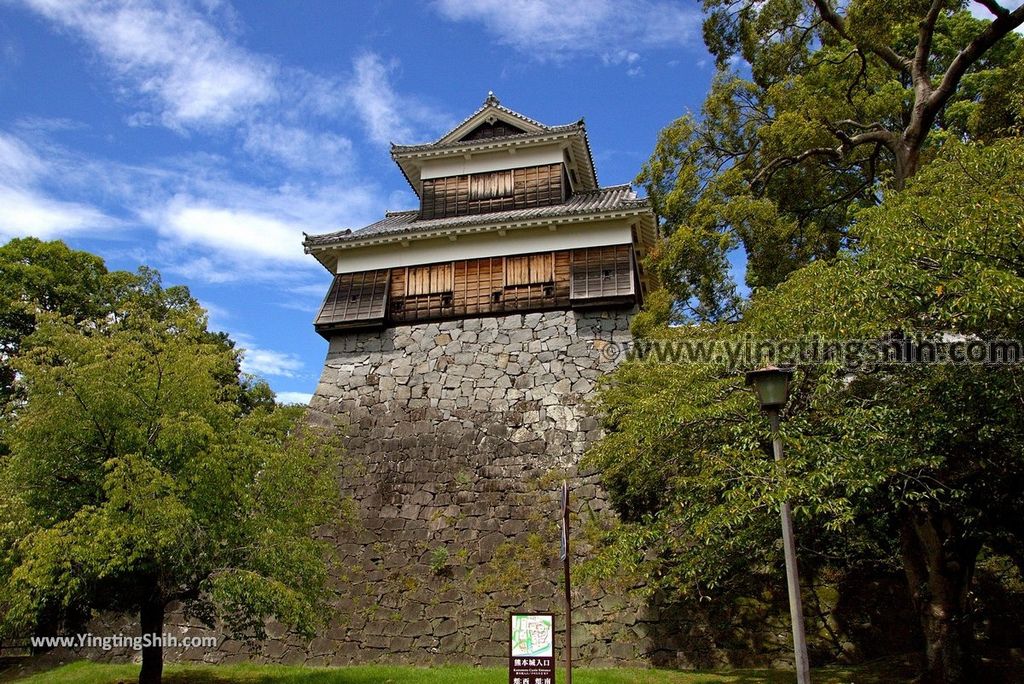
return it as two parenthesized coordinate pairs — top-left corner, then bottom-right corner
(302, 309), (637, 666)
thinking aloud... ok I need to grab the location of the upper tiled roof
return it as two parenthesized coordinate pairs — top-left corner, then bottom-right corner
(304, 185), (649, 249)
(391, 122), (583, 155)
(387, 92), (600, 197)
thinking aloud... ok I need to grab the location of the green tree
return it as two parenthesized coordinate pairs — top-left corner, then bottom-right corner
(637, 2), (1023, 320)
(0, 288), (343, 684)
(588, 139), (1024, 683)
(0, 238), (109, 412)
(0, 238), (275, 422)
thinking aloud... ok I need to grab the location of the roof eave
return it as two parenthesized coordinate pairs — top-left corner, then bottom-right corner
(305, 244), (337, 272)
(391, 127), (583, 159)
(305, 203), (654, 254)
(391, 126), (596, 198)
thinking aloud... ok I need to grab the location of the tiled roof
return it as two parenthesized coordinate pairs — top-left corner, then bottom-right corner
(304, 185), (649, 249)
(391, 123), (582, 155)
(387, 93), (600, 197)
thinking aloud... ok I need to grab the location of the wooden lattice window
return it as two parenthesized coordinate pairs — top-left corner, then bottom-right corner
(513, 164), (563, 207)
(315, 269), (390, 328)
(406, 263), (453, 296)
(420, 164), (564, 219)
(469, 170), (513, 200)
(570, 246), (634, 301)
(504, 253), (554, 286)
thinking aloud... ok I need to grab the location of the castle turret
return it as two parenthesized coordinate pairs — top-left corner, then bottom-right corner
(304, 93), (656, 334)
(300, 95), (658, 667)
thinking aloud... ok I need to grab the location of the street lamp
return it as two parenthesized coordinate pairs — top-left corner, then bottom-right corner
(745, 365), (810, 684)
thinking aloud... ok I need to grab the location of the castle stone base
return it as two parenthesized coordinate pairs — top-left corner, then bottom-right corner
(303, 309), (640, 666)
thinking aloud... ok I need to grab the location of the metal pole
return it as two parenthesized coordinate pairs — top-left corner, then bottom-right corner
(769, 409), (811, 684)
(562, 481), (573, 684)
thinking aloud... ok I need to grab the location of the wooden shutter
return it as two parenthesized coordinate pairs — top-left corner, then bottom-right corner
(504, 253), (554, 286)
(570, 246), (635, 301)
(406, 263), (453, 295)
(469, 170), (513, 200)
(314, 269), (390, 328)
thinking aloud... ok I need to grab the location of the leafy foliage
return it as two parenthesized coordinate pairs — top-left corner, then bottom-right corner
(0, 241), (345, 682)
(0, 238), (272, 423)
(637, 3), (1024, 322)
(587, 141), (1024, 678)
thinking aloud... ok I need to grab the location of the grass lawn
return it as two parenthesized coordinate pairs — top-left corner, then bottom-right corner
(0, 659), (922, 684)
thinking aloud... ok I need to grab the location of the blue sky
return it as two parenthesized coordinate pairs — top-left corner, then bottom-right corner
(0, 0), (712, 403)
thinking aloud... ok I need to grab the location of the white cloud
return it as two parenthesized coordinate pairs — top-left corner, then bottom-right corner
(0, 132), (117, 240)
(602, 49), (643, 76)
(0, 134), (47, 180)
(18, 2), (448, 156)
(602, 50), (641, 67)
(275, 390), (312, 405)
(242, 123), (355, 174)
(19, 0), (275, 129)
(432, 0), (702, 62)
(233, 334), (304, 378)
(289, 283), (334, 297)
(0, 129), (379, 284)
(0, 187), (114, 241)
(6, 6), (450, 281)
(347, 53), (410, 144)
(346, 52), (449, 145)
(161, 201), (310, 264)
(147, 175), (380, 283)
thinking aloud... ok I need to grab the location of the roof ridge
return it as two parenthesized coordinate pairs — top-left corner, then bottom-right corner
(570, 184), (633, 196)
(385, 209), (418, 217)
(392, 125), (582, 153)
(394, 93), (582, 149)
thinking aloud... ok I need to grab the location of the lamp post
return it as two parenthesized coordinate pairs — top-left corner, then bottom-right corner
(745, 366), (810, 684)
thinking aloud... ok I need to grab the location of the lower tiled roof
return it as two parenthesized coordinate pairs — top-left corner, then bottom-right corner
(304, 185), (649, 249)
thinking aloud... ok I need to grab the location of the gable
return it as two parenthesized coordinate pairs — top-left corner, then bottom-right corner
(458, 119), (529, 142)
(435, 97), (546, 145)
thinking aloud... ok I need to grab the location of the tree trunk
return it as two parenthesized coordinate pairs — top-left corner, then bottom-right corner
(894, 141), (922, 191)
(138, 591), (166, 684)
(899, 507), (981, 684)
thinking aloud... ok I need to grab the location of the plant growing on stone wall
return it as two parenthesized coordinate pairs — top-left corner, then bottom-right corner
(0, 274), (344, 684)
(429, 547), (450, 576)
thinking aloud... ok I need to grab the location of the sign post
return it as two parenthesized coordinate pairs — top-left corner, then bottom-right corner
(561, 480), (572, 684)
(509, 613), (555, 684)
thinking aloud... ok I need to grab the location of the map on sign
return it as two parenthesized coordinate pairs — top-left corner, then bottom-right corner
(510, 614), (554, 657)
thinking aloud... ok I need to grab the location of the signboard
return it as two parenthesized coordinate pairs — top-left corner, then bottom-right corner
(509, 613), (555, 684)
(560, 480), (568, 561)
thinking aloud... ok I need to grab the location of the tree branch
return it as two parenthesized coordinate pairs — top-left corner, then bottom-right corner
(811, 0), (912, 74)
(823, 119), (898, 151)
(751, 146), (843, 188)
(913, 0), (946, 88)
(974, 0), (1010, 18)
(751, 126), (896, 191)
(929, 5), (1024, 117)
(830, 119), (888, 131)
(846, 49), (869, 107)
